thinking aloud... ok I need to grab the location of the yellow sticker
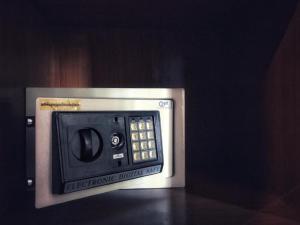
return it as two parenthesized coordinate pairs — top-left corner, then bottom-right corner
(39, 98), (80, 111)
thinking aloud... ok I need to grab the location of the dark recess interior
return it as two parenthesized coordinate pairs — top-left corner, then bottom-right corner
(1, 0), (300, 224)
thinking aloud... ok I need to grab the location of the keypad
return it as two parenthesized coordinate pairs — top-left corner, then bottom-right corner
(130, 116), (157, 163)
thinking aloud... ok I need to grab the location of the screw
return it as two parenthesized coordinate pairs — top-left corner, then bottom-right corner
(27, 118), (33, 126)
(27, 179), (33, 187)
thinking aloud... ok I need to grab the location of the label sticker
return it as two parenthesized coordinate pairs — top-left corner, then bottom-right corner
(158, 100), (172, 108)
(113, 153), (124, 159)
(39, 98), (80, 111)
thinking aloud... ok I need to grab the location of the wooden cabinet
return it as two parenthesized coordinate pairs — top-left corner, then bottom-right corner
(1, 0), (300, 224)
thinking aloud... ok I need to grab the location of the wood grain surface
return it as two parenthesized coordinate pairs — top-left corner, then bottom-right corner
(1, 0), (300, 224)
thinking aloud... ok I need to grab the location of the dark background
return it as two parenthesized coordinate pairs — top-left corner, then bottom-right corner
(1, 0), (300, 224)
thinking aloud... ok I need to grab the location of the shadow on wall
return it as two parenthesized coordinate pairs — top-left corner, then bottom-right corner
(0, 88), (27, 215)
(185, 0), (299, 207)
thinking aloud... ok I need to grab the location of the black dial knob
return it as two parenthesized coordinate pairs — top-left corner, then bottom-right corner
(71, 128), (102, 162)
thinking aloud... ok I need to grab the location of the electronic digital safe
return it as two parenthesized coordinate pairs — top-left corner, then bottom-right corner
(26, 88), (185, 208)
